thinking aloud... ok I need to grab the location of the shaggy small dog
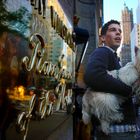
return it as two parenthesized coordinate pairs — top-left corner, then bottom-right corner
(82, 48), (140, 134)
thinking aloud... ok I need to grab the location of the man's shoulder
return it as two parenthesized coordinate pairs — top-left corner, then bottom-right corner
(92, 47), (113, 56)
(95, 46), (112, 52)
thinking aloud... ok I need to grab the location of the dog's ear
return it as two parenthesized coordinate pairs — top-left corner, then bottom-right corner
(135, 46), (140, 73)
(135, 46), (139, 56)
(135, 46), (140, 57)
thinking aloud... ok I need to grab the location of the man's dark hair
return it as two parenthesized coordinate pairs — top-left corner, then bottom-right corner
(101, 20), (120, 36)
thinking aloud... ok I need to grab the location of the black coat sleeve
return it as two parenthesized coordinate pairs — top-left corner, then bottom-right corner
(84, 48), (132, 97)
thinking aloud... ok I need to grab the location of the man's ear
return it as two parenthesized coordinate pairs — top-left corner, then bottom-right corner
(100, 35), (105, 43)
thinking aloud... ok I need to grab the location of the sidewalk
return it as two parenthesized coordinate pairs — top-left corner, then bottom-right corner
(6, 112), (73, 140)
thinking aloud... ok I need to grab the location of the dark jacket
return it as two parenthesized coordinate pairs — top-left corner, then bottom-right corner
(84, 47), (132, 97)
(84, 46), (135, 124)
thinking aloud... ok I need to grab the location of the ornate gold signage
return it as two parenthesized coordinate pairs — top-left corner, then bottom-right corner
(50, 6), (75, 51)
(22, 33), (72, 80)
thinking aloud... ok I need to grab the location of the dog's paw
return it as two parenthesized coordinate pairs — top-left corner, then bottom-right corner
(100, 120), (110, 135)
(82, 112), (91, 124)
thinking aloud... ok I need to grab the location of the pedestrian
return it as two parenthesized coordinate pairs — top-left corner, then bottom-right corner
(84, 19), (140, 140)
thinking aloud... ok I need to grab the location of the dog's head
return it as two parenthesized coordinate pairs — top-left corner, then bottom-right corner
(135, 47), (140, 73)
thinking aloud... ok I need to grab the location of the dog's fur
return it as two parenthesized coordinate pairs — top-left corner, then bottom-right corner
(82, 48), (140, 134)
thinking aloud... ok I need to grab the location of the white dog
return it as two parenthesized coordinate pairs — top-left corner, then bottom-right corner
(82, 48), (140, 134)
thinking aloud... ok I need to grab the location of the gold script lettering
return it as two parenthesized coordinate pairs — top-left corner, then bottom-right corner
(22, 33), (72, 80)
(22, 34), (45, 71)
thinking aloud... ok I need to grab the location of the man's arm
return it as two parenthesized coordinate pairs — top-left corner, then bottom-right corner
(84, 48), (132, 97)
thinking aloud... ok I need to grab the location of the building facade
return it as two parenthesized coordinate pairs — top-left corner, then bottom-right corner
(75, 0), (103, 69)
(136, 0), (140, 24)
(130, 24), (137, 62)
(120, 3), (133, 66)
(130, 1), (140, 63)
(121, 3), (133, 45)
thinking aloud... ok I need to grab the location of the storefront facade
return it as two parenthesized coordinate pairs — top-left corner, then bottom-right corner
(0, 1), (75, 139)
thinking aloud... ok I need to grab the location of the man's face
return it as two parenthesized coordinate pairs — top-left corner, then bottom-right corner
(101, 23), (122, 50)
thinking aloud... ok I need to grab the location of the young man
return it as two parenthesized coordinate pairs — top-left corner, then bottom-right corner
(84, 20), (139, 140)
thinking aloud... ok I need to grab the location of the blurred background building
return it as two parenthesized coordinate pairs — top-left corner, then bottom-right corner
(120, 2), (133, 66)
(131, 0), (140, 63)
